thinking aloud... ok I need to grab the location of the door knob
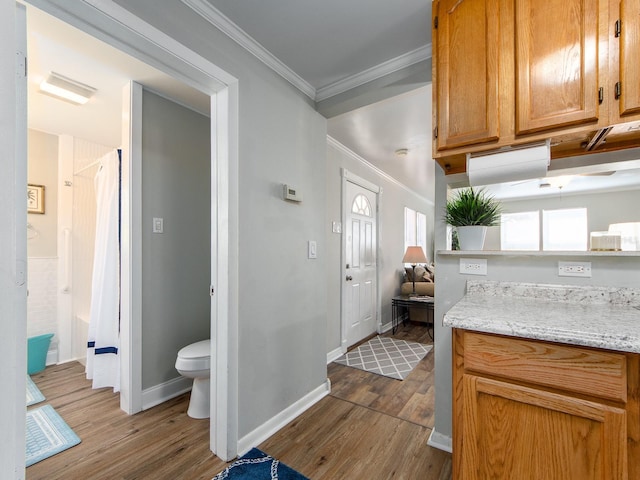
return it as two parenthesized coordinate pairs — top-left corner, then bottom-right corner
(346, 275), (353, 281)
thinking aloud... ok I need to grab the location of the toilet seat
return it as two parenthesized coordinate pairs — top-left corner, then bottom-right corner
(175, 339), (210, 372)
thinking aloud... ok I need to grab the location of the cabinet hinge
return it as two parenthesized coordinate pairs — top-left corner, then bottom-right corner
(598, 87), (604, 104)
(434, 16), (438, 29)
(433, 126), (438, 139)
(615, 82), (621, 100)
(615, 19), (621, 38)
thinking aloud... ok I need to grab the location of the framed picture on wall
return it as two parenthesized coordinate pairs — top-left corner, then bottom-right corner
(27, 184), (45, 214)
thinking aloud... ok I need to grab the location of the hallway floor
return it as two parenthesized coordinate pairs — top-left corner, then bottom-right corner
(27, 322), (450, 479)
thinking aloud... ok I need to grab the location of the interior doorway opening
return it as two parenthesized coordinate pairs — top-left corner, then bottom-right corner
(18, 0), (239, 462)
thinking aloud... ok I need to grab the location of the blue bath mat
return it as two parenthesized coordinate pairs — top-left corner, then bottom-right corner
(26, 376), (45, 407)
(26, 404), (81, 467)
(213, 448), (308, 480)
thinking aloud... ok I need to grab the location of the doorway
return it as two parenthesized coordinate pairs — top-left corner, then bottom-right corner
(13, 0), (239, 464)
(341, 171), (380, 349)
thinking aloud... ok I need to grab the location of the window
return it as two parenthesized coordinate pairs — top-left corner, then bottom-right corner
(501, 211), (539, 250)
(543, 208), (588, 251)
(351, 194), (372, 216)
(500, 207), (588, 251)
(404, 207), (427, 261)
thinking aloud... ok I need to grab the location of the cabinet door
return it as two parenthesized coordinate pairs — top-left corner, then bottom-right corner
(515, 0), (601, 134)
(618, 0), (640, 116)
(461, 374), (627, 480)
(433, 0), (500, 151)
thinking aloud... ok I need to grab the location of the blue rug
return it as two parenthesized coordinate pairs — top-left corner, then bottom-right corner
(26, 404), (81, 467)
(213, 448), (308, 480)
(26, 376), (45, 406)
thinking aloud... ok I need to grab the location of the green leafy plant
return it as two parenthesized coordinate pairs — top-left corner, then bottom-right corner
(444, 187), (502, 227)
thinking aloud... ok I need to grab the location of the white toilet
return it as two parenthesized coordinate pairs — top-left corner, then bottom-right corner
(175, 339), (211, 419)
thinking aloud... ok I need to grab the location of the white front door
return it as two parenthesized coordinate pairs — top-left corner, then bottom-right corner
(344, 181), (378, 348)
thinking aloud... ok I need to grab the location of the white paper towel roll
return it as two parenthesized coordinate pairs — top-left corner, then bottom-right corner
(466, 140), (550, 186)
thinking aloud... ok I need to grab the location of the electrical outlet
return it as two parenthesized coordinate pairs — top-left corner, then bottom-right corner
(459, 258), (487, 275)
(558, 261), (592, 278)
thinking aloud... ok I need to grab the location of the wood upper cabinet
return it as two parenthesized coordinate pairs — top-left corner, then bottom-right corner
(614, 0), (640, 118)
(433, 0), (610, 160)
(453, 330), (640, 480)
(432, 0), (500, 151)
(514, 0), (601, 134)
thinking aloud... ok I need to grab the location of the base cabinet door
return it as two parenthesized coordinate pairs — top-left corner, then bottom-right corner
(461, 374), (627, 480)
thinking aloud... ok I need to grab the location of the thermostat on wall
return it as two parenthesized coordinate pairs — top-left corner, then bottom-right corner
(283, 184), (302, 202)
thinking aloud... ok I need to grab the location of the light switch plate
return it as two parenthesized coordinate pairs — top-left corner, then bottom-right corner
(332, 221), (342, 234)
(153, 217), (164, 233)
(308, 240), (317, 259)
(459, 258), (487, 275)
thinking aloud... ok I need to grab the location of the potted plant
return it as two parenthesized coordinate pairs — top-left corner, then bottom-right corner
(444, 187), (502, 250)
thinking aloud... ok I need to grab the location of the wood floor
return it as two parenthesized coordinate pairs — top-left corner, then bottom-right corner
(27, 322), (451, 479)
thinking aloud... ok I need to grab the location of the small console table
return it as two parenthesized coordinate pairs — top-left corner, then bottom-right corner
(391, 295), (434, 337)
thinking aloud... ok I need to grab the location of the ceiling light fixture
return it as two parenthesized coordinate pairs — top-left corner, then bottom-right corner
(394, 148), (409, 157)
(39, 72), (96, 105)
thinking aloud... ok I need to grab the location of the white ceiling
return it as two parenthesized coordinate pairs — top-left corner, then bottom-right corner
(27, 6), (209, 148)
(26, 2), (640, 199)
(205, 0), (431, 91)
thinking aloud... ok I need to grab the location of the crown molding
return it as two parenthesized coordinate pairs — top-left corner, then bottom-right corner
(182, 0), (316, 99)
(182, 0), (432, 104)
(315, 44), (432, 102)
(327, 136), (433, 206)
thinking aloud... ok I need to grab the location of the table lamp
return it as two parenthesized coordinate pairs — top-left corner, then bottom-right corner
(403, 246), (427, 296)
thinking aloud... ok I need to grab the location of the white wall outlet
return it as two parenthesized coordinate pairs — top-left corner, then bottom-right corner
(332, 221), (342, 234)
(558, 261), (592, 277)
(152, 217), (164, 233)
(308, 240), (317, 259)
(459, 258), (487, 275)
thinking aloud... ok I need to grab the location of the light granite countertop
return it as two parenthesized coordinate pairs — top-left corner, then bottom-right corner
(443, 281), (640, 353)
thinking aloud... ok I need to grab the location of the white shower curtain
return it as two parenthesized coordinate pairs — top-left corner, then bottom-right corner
(86, 150), (120, 391)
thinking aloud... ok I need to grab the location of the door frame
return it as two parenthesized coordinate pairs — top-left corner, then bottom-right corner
(16, 0), (240, 462)
(340, 168), (382, 353)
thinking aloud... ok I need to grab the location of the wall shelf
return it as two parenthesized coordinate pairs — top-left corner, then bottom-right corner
(437, 250), (640, 258)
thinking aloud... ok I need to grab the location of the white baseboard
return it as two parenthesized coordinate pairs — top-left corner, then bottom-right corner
(142, 376), (193, 410)
(379, 321), (393, 334)
(237, 379), (331, 456)
(326, 347), (344, 364)
(427, 429), (452, 453)
(46, 348), (58, 366)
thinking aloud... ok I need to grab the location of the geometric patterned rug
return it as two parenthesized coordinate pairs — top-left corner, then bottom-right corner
(26, 376), (45, 407)
(212, 448), (309, 479)
(26, 404), (81, 467)
(333, 336), (433, 380)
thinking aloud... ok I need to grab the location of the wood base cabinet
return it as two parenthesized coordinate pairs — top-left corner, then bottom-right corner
(453, 329), (640, 479)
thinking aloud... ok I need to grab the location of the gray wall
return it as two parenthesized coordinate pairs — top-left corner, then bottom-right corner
(115, 0), (329, 439)
(141, 90), (211, 389)
(326, 141), (435, 354)
(433, 165), (640, 440)
(484, 188), (640, 250)
(27, 129), (58, 258)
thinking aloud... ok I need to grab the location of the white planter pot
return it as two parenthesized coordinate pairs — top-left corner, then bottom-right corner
(456, 226), (488, 250)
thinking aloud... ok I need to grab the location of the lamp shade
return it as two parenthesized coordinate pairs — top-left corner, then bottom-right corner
(402, 246), (427, 264)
